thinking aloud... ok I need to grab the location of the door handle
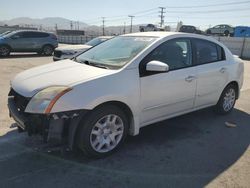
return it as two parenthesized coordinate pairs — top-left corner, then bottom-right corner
(220, 67), (227, 73)
(185, 76), (197, 82)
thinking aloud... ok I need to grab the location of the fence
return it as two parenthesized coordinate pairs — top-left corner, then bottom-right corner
(58, 35), (99, 44)
(214, 36), (250, 59)
(58, 35), (250, 59)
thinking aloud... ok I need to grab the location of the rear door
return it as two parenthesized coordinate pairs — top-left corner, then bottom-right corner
(193, 39), (229, 108)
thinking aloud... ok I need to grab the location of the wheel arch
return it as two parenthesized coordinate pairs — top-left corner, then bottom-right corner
(70, 100), (138, 151)
(0, 43), (12, 50)
(224, 81), (239, 99)
(91, 101), (136, 135)
(42, 44), (54, 49)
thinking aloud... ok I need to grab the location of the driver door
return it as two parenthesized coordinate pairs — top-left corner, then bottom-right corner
(139, 38), (197, 125)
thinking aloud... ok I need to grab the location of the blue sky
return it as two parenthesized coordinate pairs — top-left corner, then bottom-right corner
(1, 0), (250, 29)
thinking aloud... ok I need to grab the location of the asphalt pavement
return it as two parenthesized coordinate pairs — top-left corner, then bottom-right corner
(0, 53), (249, 188)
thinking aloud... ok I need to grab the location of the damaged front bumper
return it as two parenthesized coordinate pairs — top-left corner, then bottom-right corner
(8, 95), (88, 149)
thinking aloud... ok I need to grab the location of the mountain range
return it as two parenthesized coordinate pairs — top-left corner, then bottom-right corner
(1, 17), (143, 35)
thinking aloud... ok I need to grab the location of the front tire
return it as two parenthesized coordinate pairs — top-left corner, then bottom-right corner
(215, 84), (237, 114)
(0, 45), (10, 57)
(77, 105), (129, 158)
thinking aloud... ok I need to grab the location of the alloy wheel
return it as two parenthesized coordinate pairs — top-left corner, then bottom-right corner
(90, 114), (124, 153)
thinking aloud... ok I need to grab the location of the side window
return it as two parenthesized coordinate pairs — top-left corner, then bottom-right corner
(194, 39), (225, 65)
(33, 32), (49, 38)
(22, 32), (35, 38)
(141, 39), (192, 72)
(11, 32), (25, 39)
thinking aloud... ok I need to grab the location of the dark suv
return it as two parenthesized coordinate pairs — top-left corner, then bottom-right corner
(0, 30), (58, 56)
(179, 25), (203, 34)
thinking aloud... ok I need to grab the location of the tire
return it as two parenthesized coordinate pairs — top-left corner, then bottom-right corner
(77, 105), (129, 158)
(42, 45), (54, 56)
(140, 28), (144, 32)
(215, 84), (237, 114)
(224, 30), (230, 36)
(0, 45), (10, 57)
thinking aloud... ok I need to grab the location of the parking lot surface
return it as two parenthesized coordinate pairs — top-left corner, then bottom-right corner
(0, 53), (250, 188)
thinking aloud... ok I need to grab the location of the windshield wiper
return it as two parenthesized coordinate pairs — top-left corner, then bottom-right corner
(75, 59), (109, 69)
(89, 62), (109, 69)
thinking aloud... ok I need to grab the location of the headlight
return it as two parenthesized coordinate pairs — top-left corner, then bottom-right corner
(25, 86), (72, 114)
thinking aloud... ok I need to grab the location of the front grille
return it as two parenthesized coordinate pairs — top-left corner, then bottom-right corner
(8, 88), (31, 113)
(54, 50), (62, 58)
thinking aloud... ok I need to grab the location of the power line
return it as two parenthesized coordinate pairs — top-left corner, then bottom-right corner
(167, 7), (250, 14)
(165, 0), (250, 8)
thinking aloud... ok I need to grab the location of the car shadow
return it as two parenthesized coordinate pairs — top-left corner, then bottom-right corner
(0, 53), (51, 59)
(0, 108), (249, 188)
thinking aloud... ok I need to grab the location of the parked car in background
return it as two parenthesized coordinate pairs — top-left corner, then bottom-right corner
(53, 36), (113, 61)
(0, 30), (58, 56)
(139, 24), (164, 32)
(8, 32), (244, 158)
(234, 26), (250, 37)
(206, 24), (234, 36)
(179, 25), (204, 34)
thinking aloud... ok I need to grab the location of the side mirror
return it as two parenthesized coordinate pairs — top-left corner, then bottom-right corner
(146, 60), (169, 72)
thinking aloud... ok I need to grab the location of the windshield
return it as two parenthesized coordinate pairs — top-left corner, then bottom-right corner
(76, 36), (156, 69)
(85, 37), (109, 46)
(0, 31), (13, 37)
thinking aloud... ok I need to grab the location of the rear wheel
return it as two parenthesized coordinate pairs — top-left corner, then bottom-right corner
(42, 45), (54, 56)
(77, 105), (129, 158)
(215, 84), (237, 114)
(0, 45), (10, 56)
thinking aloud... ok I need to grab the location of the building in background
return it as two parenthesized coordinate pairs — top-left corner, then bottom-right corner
(56, 29), (85, 36)
(0, 25), (37, 34)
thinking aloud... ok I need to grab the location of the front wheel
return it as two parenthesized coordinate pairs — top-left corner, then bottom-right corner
(77, 105), (129, 158)
(0, 45), (10, 56)
(215, 84), (237, 114)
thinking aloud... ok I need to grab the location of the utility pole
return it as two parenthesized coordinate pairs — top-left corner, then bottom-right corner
(123, 22), (126, 34)
(102, 17), (105, 36)
(70, 21), (73, 30)
(159, 7), (166, 27)
(128, 15), (134, 33)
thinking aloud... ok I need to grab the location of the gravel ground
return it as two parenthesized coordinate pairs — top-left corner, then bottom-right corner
(0, 53), (250, 188)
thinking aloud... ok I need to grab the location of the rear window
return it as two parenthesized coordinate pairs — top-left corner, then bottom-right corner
(194, 39), (225, 65)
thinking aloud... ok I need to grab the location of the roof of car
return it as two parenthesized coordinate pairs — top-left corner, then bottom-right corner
(122, 31), (223, 45)
(98, 36), (113, 39)
(123, 31), (204, 38)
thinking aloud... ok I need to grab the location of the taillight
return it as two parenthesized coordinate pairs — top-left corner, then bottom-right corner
(51, 34), (58, 40)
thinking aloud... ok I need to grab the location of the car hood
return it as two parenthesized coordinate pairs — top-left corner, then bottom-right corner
(11, 59), (114, 97)
(56, 44), (92, 51)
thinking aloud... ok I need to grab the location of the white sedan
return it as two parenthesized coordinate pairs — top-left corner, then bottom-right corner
(53, 36), (113, 61)
(8, 32), (244, 158)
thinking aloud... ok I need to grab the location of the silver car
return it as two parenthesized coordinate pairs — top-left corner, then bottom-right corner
(53, 36), (113, 61)
(206, 25), (234, 36)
